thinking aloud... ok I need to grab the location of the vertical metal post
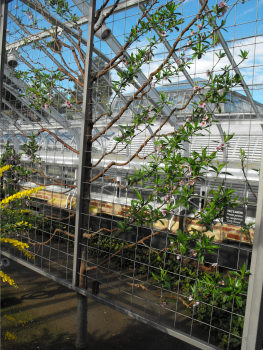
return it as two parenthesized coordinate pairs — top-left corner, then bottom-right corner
(0, 0), (8, 112)
(76, 293), (88, 349)
(0, 0), (8, 202)
(241, 141), (263, 350)
(72, 0), (96, 348)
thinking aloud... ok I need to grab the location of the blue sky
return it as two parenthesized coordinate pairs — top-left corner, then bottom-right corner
(6, 0), (263, 104)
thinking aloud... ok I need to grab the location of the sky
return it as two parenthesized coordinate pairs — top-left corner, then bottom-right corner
(5, 0), (263, 105)
(103, 0), (263, 103)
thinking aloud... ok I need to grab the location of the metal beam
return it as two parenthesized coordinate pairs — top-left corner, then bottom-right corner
(73, 0), (175, 125)
(4, 66), (80, 145)
(17, 0), (109, 65)
(241, 140), (263, 349)
(139, 3), (227, 159)
(3, 80), (49, 124)
(2, 96), (36, 125)
(0, 0), (8, 110)
(8, 13), (71, 101)
(0, 111), (23, 150)
(9, 12), (106, 116)
(9, 0), (174, 124)
(199, 0), (260, 119)
(72, 0), (96, 288)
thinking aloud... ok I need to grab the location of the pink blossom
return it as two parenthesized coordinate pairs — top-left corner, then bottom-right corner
(206, 69), (211, 77)
(162, 210), (167, 216)
(216, 143), (226, 152)
(219, 280), (225, 286)
(160, 301), (167, 308)
(197, 24), (202, 29)
(192, 250), (197, 257)
(212, 263), (218, 268)
(176, 255), (181, 260)
(170, 241), (174, 246)
(218, 2), (229, 17)
(201, 121), (207, 127)
(189, 295), (193, 301)
(44, 104), (50, 109)
(193, 301), (200, 307)
(28, 14), (33, 20)
(189, 179), (196, 186)
(193, 85), (200, 92)
(203, 115), (209, 121)
(47, 93), (53, 101)
(199, 102), (206, 109)
(191, 30), (195, 35)
(62, 100), (71, 108)
(187, 40), (192, 46)
(219, 1), (226, 9)
(165, 195), (171, 202)
(179, 180), (185, 186)
(186, 117), (192, 122)
(151, 82), (156, 87)
(161, 31), (167, 37)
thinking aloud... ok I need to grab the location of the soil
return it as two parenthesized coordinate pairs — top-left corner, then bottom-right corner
(1, 260), (198, 350)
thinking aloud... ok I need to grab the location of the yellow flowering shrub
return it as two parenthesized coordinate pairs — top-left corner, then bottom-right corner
(0, 165), (12, 177)
(0, 144), (44, 343)
(0, 185), (43, 208)
(4, 331), (17, 341)
(0, 271), (17, 288)
(0, 165), (44, 285)
(0, 238), (33, 259)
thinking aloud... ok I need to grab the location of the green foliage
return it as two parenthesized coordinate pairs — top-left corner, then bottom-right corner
(14, 1), (251, 348)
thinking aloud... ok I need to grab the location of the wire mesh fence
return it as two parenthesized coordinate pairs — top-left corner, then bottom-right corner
(1, 0), (263, 349)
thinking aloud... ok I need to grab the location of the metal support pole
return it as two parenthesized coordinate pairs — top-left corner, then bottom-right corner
(76, 293), (88, 349)
(241, 138), (263, 349)
(0, 0), (8, 202)
(0, 0), (8, 111)
(72, 0), (96, 348)
(199, 0), (260, 119)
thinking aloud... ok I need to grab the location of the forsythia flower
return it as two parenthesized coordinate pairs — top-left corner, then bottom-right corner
(0, 238), (33, 259)
(4, 331), (17, 341)
(1, 237), (29, 250)
(0, 186), (44, 207)
(0, 270), (18, 288)
(20, 209), (31, 214)
(0, 165), (12, 177)
(15, 221), (30, 227)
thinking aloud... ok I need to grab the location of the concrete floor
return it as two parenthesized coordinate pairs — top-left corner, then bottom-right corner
(1, 260), (199, 350)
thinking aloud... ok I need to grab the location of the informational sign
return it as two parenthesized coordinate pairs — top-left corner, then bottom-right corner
(223, 205), (245, 226)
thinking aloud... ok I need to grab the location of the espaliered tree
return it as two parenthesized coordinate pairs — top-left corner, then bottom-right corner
(7, 0), (252, 347)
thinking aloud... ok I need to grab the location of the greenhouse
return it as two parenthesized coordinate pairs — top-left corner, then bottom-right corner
(1, 0), (263, 349)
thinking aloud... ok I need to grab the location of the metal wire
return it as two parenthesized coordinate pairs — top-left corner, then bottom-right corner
(1, 1), (263, 349)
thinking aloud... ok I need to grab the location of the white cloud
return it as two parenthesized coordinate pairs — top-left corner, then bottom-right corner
(108, 34), (263, 102)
